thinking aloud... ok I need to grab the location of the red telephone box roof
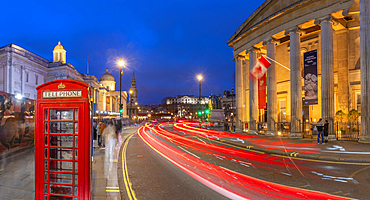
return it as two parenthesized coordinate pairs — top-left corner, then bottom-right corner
(37, 79), (90, 100)
(37, 79), (89, 90)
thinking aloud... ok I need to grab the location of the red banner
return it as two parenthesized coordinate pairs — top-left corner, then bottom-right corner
(258, 74), (267, 109)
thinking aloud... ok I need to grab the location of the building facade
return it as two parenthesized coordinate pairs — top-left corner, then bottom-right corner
(220, 90), (236, 121)
(164, 95), (209, 119)
(0, 42), (128, 119)
(228, 0), (370, 142)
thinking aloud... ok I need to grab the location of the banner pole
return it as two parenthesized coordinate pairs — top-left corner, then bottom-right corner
(263, 55), (290, 71)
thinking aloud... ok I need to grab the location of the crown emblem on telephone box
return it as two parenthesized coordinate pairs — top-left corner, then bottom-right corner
(58, 82), (66, 89)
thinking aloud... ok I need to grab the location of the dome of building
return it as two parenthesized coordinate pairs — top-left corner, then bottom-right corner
(53, 41), (65, 51)
(99, 68), (115, 81)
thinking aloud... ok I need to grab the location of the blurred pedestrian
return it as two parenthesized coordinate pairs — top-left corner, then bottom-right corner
(103, 121), (116, 174)
(324, 120), (329, 143)
(99, 122), (107, 148)
(316, 118), (324, 144)
(97, 122), (101, 147)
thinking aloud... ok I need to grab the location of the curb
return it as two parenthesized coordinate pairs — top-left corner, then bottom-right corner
(117, 132), (136, 200)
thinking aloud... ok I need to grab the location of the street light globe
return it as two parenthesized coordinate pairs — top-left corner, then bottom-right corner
(197, 74), (203, 81)
(118, 58), (125, 67)
(129, 90), (133, 94)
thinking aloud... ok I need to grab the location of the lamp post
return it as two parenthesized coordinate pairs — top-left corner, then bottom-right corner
(197, 74), (202, 119)
(231, 87), (235, 131)
(118, 58), (124, 122)
(129, 90), (133, 119)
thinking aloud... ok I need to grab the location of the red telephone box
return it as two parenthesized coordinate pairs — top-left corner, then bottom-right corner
(35, 79), (92, 200)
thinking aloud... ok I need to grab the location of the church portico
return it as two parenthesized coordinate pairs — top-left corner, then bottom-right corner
(228, 0), (368, 142)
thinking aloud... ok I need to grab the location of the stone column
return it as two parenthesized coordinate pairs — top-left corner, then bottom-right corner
(315, 16), (335, 139)
(336, 29), (350, 114)
(21, 66), (25, 96)
(243, 59), (250, 124)
(103, 94), (106, 111)
(360, 0), (370, 143)
(264, 38), (278, 133)
(285, 27), (304, 138)
(96, 89), (99, 111)
(235, 55), (245, 130)
(7, 57), (12, 94)
(110, 96), (113, 112)
(249, 48), (259, 131)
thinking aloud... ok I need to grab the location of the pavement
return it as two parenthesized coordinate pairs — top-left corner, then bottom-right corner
(220, 129), (370, 163)
(0, 125), (367, 200)
(0, 126), (138, 200)
(92, 126), (137, 200)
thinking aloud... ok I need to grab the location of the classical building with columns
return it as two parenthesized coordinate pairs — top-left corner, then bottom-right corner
(0, 42), (128, 119)
(228, 0), (370, 143)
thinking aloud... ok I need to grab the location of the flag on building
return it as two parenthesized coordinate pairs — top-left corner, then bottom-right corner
(250, 55), (271, 80)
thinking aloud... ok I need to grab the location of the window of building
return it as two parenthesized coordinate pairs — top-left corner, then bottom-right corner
(279, 99), (286, 122)
(26, 72), (29, 82)
(356, 92), (361, 113)
(36, 75), (39, 85)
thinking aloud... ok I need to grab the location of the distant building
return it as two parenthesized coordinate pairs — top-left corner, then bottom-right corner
(0, 42), (127, 120)
(163, 95), (209, 119)
(220, 89), (236, 121)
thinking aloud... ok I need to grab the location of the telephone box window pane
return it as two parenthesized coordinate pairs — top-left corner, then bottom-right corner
(49, 173), (73, 184)
(45, 135), (48, 146)
(50, 109), (73, 120)
(74, 149), (78, 160)
(74, 123), (78, 134)
(74, 162), (78, 172)
(50, 122), (73, 134)
(74, 136), (78, 147)
(44, 184), (48, 193)
(50, 185), (73, 196)
(49, 135), (73, 147)
(45, 161), (48, 171)
(74, 109), (78, 121)
(44, 195), (48, 200)
(45, 122), (48, 133)
(50, 196), (72, 200)
(74, 186), (78, 196)
(44, 148), (48, 158)
(44, 173), (48, 182)
(74, 175), (78, 184)
(50, 148), (73, 160)
(45, 109), (48, 120)
(49, 161), (73, 172)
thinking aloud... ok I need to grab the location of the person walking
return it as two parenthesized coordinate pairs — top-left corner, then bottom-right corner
(324, 120), (329, 143)
(100, 122), (107, 149)
(316, 118), (325, 144)
(96, 122), (101, 147)
(103, 121), (116, 176)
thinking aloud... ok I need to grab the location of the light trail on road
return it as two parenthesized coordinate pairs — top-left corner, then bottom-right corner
(137, 122), (357, 200)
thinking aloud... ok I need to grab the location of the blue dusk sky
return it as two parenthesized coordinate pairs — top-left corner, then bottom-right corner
(1, 0), (264, 105)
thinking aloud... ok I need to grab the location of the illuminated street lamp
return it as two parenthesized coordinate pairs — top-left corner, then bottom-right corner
(197, 74), (203, 100)
(197, 74), (203, 119)
(118, 58), (125, 122)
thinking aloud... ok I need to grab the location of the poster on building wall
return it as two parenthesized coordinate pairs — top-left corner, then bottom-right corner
(258, 73), (267, 109)
(304, 50), (318, 105)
